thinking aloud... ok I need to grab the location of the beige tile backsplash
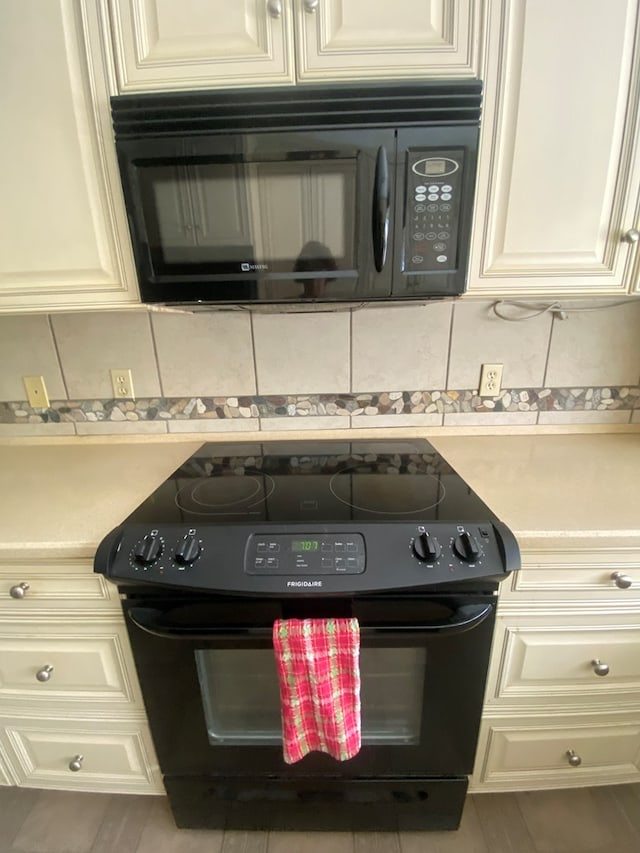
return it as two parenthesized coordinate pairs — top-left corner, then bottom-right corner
(352, 303), (451, 391)
(0, 315), (67, 400)
(448, 301), (552, 389)
(253, 312), (350, 394)
(152, 312), (256, 396)
(545, 300), (640, 386)
(51, 312), (161, 398)
(2, 299), (639, 431)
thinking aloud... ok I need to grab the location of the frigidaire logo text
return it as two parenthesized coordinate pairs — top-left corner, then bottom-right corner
(287, 580), (323, 588)
(241, 262), (268, 271)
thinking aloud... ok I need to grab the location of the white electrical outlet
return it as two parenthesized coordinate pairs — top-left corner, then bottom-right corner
(479, 363), (503, 397)
(110, 368), (135, 399)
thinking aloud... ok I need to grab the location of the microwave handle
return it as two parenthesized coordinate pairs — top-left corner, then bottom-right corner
(372, 146), (390, 272)
(126, 603), (492, 640)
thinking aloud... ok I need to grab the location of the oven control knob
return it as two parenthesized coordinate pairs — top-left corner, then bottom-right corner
(174, 534), (201, 566)
(133, 534), (164, 566)
(453, 531), (482, 563)
(412, 532), (441, 562)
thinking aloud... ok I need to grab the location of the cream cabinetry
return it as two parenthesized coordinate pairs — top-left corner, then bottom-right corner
(105, 0), (482, 92)
(471, 547), (640, 792)
(0, 558), (162, 794)
(0, 0), (138, 314)
(468, 0), (640, 297)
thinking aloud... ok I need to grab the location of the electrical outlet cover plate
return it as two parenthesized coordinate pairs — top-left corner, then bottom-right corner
(479, 363), (503, 397)
(23, 376), (50, 409)
(110, 369), (134, 400)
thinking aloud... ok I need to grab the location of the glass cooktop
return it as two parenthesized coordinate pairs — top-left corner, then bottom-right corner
(123, 439), (498, 526)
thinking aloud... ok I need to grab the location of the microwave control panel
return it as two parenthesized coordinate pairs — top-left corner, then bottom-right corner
(404, 148), (464, 273)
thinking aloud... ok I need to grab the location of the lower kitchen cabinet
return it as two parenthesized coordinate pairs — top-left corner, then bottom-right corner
(473, 712), (640, 791)
(0, 716), (163, 794)
(0, 557), (161, 794)
(471, 545), (640, 792)
(0, 618), (143, 711)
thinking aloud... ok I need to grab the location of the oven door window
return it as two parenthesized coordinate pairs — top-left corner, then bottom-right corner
(195, 646), (425, 746)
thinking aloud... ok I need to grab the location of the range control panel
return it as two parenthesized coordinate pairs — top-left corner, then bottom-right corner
(404, 148), (464, 274)
(94, 521), (520, 595)
(245, 534), (366, 576)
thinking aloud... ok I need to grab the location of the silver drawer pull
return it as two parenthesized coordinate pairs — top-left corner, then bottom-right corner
(623, 228), (639, 244)
(611, 571), (633, 590)
(591, 659), (610, 677)
(36, 665), (54, 682)
(68, 754), (83, 772)
(566, 749), (582, 767)
(9, 582), (30, 599)
(267, 0), (282, 17)
(303, 0), (319, 11)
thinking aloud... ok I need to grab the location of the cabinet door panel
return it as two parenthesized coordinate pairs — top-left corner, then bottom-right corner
(0, 621), (142, 710)
(0, 0), (138, 312)
(0, 560), (118, 612)
(472, 716), (640, 790)
(108, 0), (295, 90)
(1, 718), (162, 793)
(296, 0), (481, 80)
(486, 616), (640, 707)
(469, 0), (640, 295)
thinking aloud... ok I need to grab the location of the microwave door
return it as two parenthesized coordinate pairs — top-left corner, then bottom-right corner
(119, 130), (395, 305)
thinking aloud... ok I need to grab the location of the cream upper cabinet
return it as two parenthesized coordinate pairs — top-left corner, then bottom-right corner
(294, 0), (481, 80)
(106, 0), (482, 92)
(0, 1), (139, 314)
(107, 0), (296, 90)
(468, 0), (640, 297)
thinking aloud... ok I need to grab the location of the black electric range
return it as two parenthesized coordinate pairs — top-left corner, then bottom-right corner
(95, 438), (520, 595)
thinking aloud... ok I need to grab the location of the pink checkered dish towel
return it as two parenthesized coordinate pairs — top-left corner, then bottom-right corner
(272, 618), (362, 764)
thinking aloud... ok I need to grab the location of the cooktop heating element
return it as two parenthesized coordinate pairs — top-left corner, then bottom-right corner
(95, 439), (519, 595)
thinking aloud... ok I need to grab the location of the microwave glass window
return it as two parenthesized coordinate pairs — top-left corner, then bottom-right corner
(195, 647), (425, 746)
(138, 160), (357, 275)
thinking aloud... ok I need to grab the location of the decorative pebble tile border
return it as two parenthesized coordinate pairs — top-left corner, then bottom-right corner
(1, 386), (639, 427)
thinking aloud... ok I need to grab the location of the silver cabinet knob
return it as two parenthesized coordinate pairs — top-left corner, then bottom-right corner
(623, 228), (640, 244)
(36, 665), (54, 683)
(566, 749), (582, 767)
(267, 0), (282, 17)
(68, 754), (83, 772)
(10, 582), (30, 599)
(592, 658), (610, 677)
(303, 0), (319, 11)
(611, 571), (633, 589)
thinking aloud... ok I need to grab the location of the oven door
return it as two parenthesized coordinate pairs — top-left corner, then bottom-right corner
(122, 592), (495, 779)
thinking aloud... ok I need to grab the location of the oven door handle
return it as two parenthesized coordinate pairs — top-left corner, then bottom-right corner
(126, 603), (493, 640)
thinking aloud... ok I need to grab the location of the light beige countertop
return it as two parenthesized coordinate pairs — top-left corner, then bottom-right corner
(1, 432), (639, 559)
(431, 433), (640, 550)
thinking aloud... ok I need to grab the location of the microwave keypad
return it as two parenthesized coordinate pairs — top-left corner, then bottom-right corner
(406, 151), (463, 273)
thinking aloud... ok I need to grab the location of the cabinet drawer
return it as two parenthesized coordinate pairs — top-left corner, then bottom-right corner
(0, 561), (118, 611)
(0, 717), (163, 794)
(0, 620), (141, 710)
(501, 550), (640, 601)
(486, 615), (640, 707)
(472, 715), (640, 791)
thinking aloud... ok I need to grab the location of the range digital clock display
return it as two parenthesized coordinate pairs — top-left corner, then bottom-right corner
(292, 540), (319, 552)
(246, 533), (365, 576)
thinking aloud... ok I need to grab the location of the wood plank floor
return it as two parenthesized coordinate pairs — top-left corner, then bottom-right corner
(1, 784), (639, 853)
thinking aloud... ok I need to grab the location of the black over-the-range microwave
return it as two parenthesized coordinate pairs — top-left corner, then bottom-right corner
(111, 81), (482, 307)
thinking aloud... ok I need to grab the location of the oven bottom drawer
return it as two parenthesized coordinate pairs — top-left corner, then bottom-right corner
(164, 774), (468, 831)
